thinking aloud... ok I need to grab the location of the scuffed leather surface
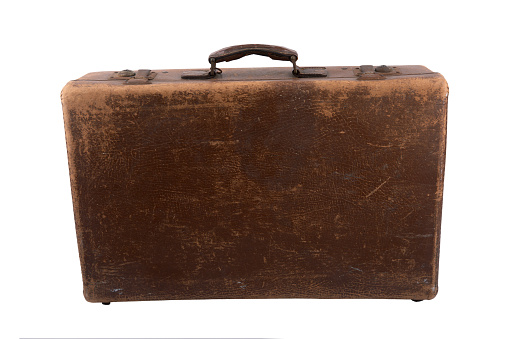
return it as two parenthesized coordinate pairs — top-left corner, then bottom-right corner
(62, 71), (448, 302)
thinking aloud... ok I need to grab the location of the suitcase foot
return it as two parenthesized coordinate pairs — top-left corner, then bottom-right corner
(102, 302), (111, 305)
(411, 299), (423, 302)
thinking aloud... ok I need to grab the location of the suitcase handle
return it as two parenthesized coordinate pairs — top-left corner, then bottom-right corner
(182, 44), (327, 79)
(209, 44), (298, 64)
(209, 44), (298, 76)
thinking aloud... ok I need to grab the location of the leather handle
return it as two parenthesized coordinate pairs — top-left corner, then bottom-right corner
(181, 44), (327, 79)
(209, 44), (298, 64)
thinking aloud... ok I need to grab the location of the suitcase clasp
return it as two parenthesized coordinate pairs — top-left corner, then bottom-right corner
(355, 65), (401, 80)
(109, 69), (157, 84)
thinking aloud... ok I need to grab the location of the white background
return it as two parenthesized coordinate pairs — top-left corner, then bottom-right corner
(2, 1), (508, 338)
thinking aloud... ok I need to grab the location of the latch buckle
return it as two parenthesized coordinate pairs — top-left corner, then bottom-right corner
(110, 69), (156, 84)
(354, 65), (400, 80)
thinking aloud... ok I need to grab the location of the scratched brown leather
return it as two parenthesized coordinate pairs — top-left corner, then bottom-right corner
(62, 65), (448, 303)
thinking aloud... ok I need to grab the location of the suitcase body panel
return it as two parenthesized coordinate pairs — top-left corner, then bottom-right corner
(62, 65), (447, 302)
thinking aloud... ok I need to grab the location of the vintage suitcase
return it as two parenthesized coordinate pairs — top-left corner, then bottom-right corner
(61, 44), (448, 303)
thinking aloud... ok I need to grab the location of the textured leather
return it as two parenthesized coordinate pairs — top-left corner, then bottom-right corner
(62, 66), (448, 303)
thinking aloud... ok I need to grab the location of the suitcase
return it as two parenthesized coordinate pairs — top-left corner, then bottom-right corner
(61, 44), (448, 303)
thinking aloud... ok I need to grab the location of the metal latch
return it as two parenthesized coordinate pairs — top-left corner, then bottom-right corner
(110, 69), (156, 84)
(355, 65), (400, 80)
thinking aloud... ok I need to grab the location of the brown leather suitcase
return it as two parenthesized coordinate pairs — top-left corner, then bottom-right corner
(61, 44), (448, 303)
